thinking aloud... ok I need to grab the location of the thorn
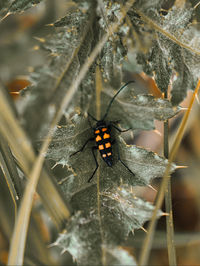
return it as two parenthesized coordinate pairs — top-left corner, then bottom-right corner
(72, 256), (77, 263)
(49, 52), (59, 57)
(52, 160), (66, 169)
(194, 1), (200, 9)
(58, 177), (68, 185)
(48, 242), (57, 248)
(10, 92), (20, 95)
(148, 184), (157, 192)
(32, 45), (40, 51)
(140, 226), (147, 233)
(0, 12), (10, 22)
(34, 37), (46, 43)
(51, 162), (58, 169)
(61, 248), (67, 255)
(162, 212), (169, 216)
(180, 107), (189, 111)
(175, 165), (188, 169)
(195, 93), (200, 104)
(45, 23), (54, 27)
(153, 129), (162, 137)
(28, 66), (34, 73)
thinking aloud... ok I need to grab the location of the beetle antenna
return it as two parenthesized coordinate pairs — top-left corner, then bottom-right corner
(88, 112), (98, 121)
(87, 113), (95, 129)
(102, 80), (135, 121)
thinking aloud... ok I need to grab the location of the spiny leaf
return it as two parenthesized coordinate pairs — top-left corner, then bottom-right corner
(46, 107), (175, 264)
(95, 1), (130, 87)
(55, 185), (163, 265)
(25, 55), (81, 138)
(9, 0), (42, 13)
(22, 3), (95, 139)
(170, 43), (194, 105)
(133, 5), (200, 104)
(88, 85), (179, 130)
(43, 7), (92, 55)
(100, 39), (127, 88)
(117, 136), (176, 184)
(0, 0), (43, 20)
(22, 1), (131, 140)
(44, 114), (90, 166)
(45, 113), (176, 196)
(146, 36), (172, 93)
(53, 132), (176, 191)
(101, 186), (164, 231)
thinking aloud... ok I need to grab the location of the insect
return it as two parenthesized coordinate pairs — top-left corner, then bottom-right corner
(71, 81), (135, 182)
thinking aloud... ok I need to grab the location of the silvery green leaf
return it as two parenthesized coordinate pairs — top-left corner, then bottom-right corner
(117, 136), (176, 184)
(100, 39), (126, 88)
(88, 85), (179, 130)
(55, 186), (163, 265)
(21, 3), (95, 139)
(133, 5), (200, 104)
(101, 186), (164, 230)
(45, 114), (176, 199)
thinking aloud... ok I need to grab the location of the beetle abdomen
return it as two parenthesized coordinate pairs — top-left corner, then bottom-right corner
(94, 124), (112, 166)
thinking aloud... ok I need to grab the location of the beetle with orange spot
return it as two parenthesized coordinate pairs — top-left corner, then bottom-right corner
(71, 81), (135, 182)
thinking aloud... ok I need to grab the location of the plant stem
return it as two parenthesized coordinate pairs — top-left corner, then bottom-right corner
(164, 91), (177, 266)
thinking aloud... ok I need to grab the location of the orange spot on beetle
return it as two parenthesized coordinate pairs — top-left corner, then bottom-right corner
(102, 154), (107, 158)
(103, 133), (110, 139)
(102, 128), (107, 132)
(107, 152), (112, 156)
(99, 145), (104, 150)
(105, 142), (111, 148)
(96, 135), (102, 142)
(95, 130), (100, 134)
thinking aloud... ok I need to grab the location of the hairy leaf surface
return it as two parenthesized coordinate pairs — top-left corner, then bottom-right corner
(21, 3), (95, 139)
(132, 4), (200, 104)
(55, 186), (163, 265)
(46, 113), (176, 189)
(105, 90), (178, 130)
(88, 85), (179, 130)
(44, 106), (176, 265)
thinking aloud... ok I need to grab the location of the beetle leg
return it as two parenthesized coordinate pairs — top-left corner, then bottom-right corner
(70, 137), (94, 157)
(116, 142), (135, 176)
(88, 146), (98, 182)
(111, 123), (131, 133)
